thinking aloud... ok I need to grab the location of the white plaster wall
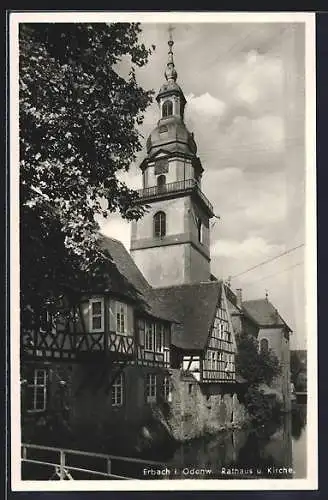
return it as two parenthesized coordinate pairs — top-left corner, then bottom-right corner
(131, 244), (185, 287)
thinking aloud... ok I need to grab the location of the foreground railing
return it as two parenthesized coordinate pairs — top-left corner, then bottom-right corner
(21, 443), (164, 480)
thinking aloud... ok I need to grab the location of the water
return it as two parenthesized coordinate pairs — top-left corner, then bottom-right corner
(22, 405), (307, 480)
(149, 404), (307, 480)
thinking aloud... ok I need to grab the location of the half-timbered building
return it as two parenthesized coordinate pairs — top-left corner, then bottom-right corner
(154, 281), (237, 387)
(21, 236), (177, 447)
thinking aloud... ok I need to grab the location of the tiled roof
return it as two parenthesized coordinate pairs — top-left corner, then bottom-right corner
(154, 281), (222, 350)
(242, 299), (292, 331)
(99, 235), (175, 322)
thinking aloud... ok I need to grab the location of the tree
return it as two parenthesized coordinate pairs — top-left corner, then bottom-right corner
(235, 334), (281, 387)
(19, 23), (154, 324)
(243, 387), (282, 425)
(290, 350), (307, 390)
(235, 334), (282, 423)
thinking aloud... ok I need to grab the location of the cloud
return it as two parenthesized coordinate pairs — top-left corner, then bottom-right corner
(100, 216), (131, 251)
(204, 167), (286, 237)
(186, 92), (226, 117)
(224, 50), (284, 110)
(116, 165), (142, 190)
(223, 114), (284, 151)
(211, 236), (284, 260)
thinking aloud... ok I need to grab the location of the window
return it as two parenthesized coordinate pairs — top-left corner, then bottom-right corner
(26, 369), (47, 412)
(40, 309), (56, 334)
(145, 322), (154, 351)
(146, 373), (157, 403)
(144, 323), (165, 352)
(154, 211), (166, 237)
(111, 373), (124, 407)
(197, 217), (203, 243)
(137, 319), (145, 345)
(218, 322), (224, 340)
(260, 338), (269, 354)
(163, 376), (172, 401)
(155, 324), (164, 352)
(115, 301), (128, 334)
(162, 100), (173, 117)
(157, 174), (166, 193)
(159, 125), (168, 134)
(89, 298), (104, 332)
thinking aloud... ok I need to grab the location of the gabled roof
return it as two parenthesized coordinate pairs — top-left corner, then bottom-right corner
(242, 299), (292, 332)
(99, 235), (175, 323)
(154, 281), (222, 350)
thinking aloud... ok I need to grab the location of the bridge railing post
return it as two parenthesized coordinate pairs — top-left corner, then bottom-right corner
(59, 450), (66, 480)
(107, 458), (111, 476)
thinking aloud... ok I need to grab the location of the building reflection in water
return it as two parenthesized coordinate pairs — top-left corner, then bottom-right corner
(163, 404), (307, 479)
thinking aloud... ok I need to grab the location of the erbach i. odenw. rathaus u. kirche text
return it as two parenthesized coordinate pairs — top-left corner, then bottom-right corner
(21, 34), (292, 457)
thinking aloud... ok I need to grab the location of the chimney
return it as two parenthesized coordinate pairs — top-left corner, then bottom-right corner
(236, 288), (243, 308)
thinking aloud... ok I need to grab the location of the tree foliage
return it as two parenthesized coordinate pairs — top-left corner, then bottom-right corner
(290, 350), (307, 390)
(244, 387), (282, 424)
(235, 334), (281, 387)
(235, 334), (282, 423)
(19, 23), (154, 321)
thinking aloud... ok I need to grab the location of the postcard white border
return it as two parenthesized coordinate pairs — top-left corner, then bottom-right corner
(10, 10), (317, 492)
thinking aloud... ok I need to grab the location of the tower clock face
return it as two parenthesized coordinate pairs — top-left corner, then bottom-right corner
(154, 158), (169, 175)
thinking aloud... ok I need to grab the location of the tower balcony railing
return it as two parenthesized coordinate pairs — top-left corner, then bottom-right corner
(136, 178), (213, 214)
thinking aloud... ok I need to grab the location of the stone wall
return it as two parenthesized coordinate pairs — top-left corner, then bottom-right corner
(21, 363), (250, 454)
(153, 369), (250, 442)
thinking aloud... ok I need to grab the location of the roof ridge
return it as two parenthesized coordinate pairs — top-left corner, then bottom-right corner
(156, 280), (222, 291)
(243, 298), (273, 305)
(100, 234), (125, 246)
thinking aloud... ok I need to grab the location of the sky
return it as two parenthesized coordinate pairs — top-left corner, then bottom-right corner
(99, 21), (309, 350)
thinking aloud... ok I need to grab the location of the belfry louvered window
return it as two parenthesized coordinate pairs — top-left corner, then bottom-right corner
(162, 100), (173, 117)
(154, 211), (166, 237)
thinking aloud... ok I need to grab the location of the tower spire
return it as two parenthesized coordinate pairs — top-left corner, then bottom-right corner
(165, 25), (177, 82)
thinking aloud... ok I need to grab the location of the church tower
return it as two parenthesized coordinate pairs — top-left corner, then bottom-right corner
(130, 33), (214, 287)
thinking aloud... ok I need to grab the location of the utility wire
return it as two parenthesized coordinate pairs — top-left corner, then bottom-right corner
(212, 25), (288, 67)
(228, 243), (304, 280)
(243, 261), (304, 287)
(212, 28), (260, 64)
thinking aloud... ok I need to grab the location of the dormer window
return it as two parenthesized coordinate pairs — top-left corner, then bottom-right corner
(154, 211), (166, 237)
(162, 100), (173, 118)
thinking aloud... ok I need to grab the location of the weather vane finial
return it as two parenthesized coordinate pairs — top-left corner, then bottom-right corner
(168, 24), (175, 43)
(165, 24), (177, 82)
